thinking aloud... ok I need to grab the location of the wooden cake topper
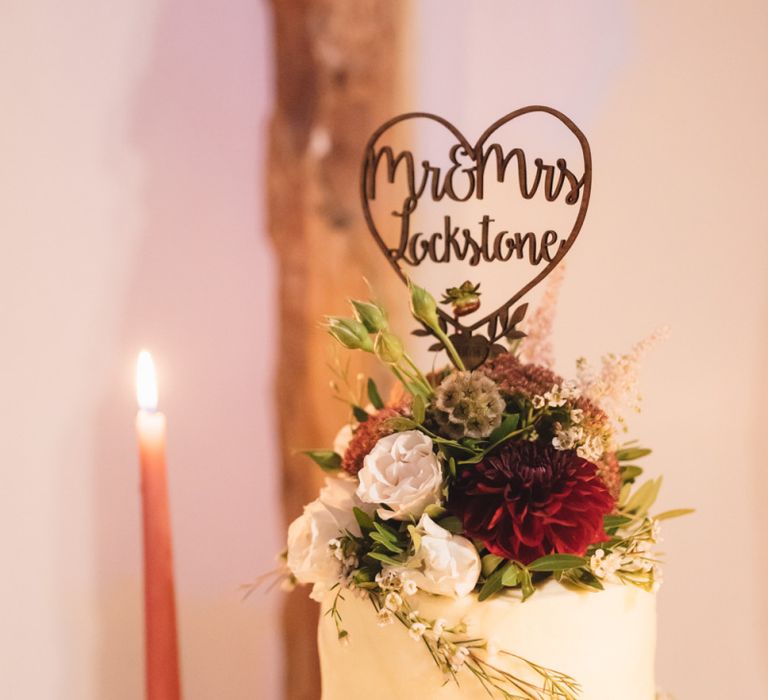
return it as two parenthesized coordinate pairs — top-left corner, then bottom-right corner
(360, 106), (592, 368)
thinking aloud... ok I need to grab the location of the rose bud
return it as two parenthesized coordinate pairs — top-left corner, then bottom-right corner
(351, 299), (388, 333)
(326, 316), (373, 352)
(408, 281), (440, 330)
(374, 330), (404, 365)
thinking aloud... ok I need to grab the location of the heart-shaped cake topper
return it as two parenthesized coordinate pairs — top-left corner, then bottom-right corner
(360, 106), (592, 363)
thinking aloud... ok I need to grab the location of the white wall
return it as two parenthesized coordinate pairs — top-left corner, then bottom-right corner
(412, 1), (768, 698)
(0, 1), (281, 698)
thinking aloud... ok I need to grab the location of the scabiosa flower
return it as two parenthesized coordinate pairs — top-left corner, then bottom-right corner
(432, 371), (505, 439)
(449, 442), (614, 564)
(341, 407), (401, 475)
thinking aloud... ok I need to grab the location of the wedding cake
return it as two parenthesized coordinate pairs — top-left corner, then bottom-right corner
(281, 108), (687, 700)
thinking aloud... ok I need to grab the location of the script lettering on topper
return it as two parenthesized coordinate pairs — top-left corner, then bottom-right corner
(360, 106), (592, 350)
(365, 145), (584, 266)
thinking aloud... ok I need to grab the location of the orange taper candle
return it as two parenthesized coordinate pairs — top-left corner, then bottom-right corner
(136, 350), (181, 700)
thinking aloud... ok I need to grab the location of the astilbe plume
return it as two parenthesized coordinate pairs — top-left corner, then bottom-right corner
(576, 327), (669, 426)
(596, 450), (622, 500)
(433, 371), (505, 439)
(518, 263), (566, 368)
(450, 442), (615, 564)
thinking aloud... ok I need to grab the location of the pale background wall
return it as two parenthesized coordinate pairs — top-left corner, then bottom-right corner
(1, 1), (767, 699)
(412, 2), (768, 699)
(0, 1), (282, 699)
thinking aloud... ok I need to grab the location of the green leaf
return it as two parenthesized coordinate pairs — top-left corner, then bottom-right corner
(624, 477), (663, 517)
(571, 569), (604, 591)
(383, 416), (418, 432)
(654, 508), (695, 521)
(620, 465), (644, 483)
(501, 563), (521, 587)
(481, 554), (504, 578)
(603, 514), (632, 532)
(487, 413), (520, 444)
(478, 568), (505, 601)
(407, 524), (421, 551)
(619, 482), (632, 506)
(352, 568), (374, 585)
(373, 521), (399, 542)
(424, 503), (447, 519)
(527, 554), (587, 572)
(301, 450), (342, 472)
(448, 456), (457, 479)
(520, 568), (535, 601)
(353, 581), (378, 590)
(437, 515), (464, 534)
(367, 378), (384, 410)
(615, 447), (652, 462)
(406, 382), (430, 402)
(366, 551), (403, 567)
(352, 405), (370, 423)
(370, 533), (404, 553)
(353, 507), (375, 532)
(412, 393), (426, 424)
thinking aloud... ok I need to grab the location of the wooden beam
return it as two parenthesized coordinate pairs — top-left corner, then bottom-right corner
(267, 2), (407, 697)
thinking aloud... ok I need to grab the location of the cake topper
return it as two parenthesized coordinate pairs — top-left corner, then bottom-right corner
(361, 106), (592, 368)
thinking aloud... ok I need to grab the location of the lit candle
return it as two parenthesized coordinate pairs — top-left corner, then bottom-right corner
(136, 350), (182, 700)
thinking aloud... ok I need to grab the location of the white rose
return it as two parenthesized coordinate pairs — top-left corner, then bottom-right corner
(397, 514), (481, 598)
(286, 476), (373, 601)
(356, 430), (443, 521)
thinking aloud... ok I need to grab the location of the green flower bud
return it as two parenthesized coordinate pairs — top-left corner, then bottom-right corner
(350, 299), (388, 333)
(326, 316), (373, 352)
(373, 330), (404, 365)
(409, 281), (440, 330)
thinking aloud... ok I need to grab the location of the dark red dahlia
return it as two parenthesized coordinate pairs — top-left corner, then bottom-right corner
(449, 442), (615, 564)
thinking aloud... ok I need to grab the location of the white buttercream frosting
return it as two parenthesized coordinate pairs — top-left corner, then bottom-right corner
(318, 581), (656, 700)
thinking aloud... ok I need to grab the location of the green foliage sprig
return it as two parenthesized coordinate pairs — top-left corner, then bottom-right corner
(324, 295), (434, 399)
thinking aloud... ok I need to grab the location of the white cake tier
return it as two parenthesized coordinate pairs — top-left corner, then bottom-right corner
(319, 581), (656, 700)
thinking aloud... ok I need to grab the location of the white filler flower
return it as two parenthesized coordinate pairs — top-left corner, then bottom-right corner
(397, 514), (481, 598)
(356, 430), (443, 521)
(286, 476), (373, 601)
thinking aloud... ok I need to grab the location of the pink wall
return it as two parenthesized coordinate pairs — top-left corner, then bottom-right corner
(1, 1), (282, 698)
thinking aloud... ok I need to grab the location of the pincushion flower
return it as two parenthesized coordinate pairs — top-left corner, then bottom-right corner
(286, 476), (374, 601)
(356, 430), (443, 521)
(450, 442), (614, 564)
(393, 513), (481, 598)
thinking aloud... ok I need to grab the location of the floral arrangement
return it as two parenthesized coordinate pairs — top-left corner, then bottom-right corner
(282, 275), (690, 700)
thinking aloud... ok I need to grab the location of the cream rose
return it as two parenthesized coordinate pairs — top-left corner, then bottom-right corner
(398, 514), (481, 598)
(356, 430), (443, 521)
(286, 476), (373, 601)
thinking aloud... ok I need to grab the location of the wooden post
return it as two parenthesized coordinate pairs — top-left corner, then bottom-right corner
(267, 2), (407, 698)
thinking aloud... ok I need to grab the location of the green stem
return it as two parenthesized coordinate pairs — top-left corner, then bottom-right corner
(392, 365), (431, 398)
(390, 365), (411, 391)
(403, 353), (434, 394)
(433, 326), (466, 371)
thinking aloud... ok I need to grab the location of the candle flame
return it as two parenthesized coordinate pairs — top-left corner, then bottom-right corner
(136, 350), (159, 412)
